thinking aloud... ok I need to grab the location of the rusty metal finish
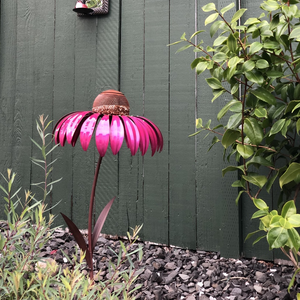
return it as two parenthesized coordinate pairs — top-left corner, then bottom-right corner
(92, 90), (130, 115)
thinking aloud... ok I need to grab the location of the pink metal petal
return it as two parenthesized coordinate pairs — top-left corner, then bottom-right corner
(95, 115), (110, 157)
(80, 113), (99, 151)
(139, 116), (164, 152)
(66, 111), (90, 146)
(58, 113), (78, 146)
(129, 117), (149, 156)
(136, 117), (157, 156)
(120, 116), (140, 156)
(53, 112), (74, 144)
(110, 116), (124, 155)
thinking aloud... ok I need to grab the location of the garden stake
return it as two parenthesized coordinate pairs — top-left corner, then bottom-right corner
(53, 90), (163, 280)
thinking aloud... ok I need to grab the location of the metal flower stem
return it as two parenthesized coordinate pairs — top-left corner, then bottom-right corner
(88, 155), (103, 279)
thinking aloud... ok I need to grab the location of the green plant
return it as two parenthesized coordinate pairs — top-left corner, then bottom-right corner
(171, 0), (300, 293)
(30, 115), (61, 205)
(0, 116), (144, 299)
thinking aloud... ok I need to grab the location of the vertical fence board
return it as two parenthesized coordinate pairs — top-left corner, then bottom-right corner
(95, 0), (120, 235)
(119, 0), (145, 237)
(72, 14), (97, 230)
(30, 0), (55, 204)
(51, 0), (76, 226)
(143, 0), (169, 245)
(13, 1), (36, 194)
(169, 0), (197, 249)
(0, 1), (17, 219)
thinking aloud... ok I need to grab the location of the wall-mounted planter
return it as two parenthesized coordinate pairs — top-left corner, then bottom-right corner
(73, 0), (109, 16)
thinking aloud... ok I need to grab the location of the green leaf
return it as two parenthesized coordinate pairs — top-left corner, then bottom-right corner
(235, 190), (244, 205)
(266, 172), (278, 193)
(221, 129), (240, 148)
(289, 27), (300, 40)
(220, 2), (235, 15)
(228, 56), (243, 68)
(256, 59), (269, 69)
(212, 52), (227, 62)
(190, 30), (205, 40)
(213, 36), (228, 46)
(246, 156), (273, 168)
(288, 214), (300, 227)
(196, 118), (203, 128)
(250, 87), (276, 105)
(253, 198), (269, 210)
(242, 60), (255, 72)
(244, 18), (261, 25)
(196, 62), (208, 74)
(231, 8), (247, 24)
(279, 163), (300, 188)
(227, 113), (242, 129)
(254, 107), (267, 118)
(222, 165), (244, 176)
(269, 119), (286, 136)
(282, 200), (297, 218)
(242, 174), (268, 188)
(211, 90), (225, 103)
(260, 1), (280, 12)
(297, 119), (300, 134)
(252, 210), (269, 219)
(205, 13), (219, 26)
(217, 100), (240, 120)
(227, 33), (237, 53)
(287, 228), (300, 250)
(206, 77), (223, 89)
(267, 227), (288, 249)
(176, 44), (192, 53)
(236, 144), (254, 159)
(248, 42), (263, 55)
(202, 3), (216, 12)
(232, 180), (245, 188)
(210, 20), (223, 37)
(245, 70), (264, 84)
(244, 118), (264, 145)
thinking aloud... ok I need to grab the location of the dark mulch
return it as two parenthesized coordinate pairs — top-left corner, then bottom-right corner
(37, 228), (300, 300)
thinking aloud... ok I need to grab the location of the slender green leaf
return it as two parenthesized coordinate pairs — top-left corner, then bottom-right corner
(235, 190), (244, 205)
(217, 100), (240, 120)
(222, 165), (244, 176)
(231, 8), (247, 24)
(220, 3), (235, 15)
(245, 70), (264, 84)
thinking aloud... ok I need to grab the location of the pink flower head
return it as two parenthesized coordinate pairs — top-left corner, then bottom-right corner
(53, 90), (163, 157)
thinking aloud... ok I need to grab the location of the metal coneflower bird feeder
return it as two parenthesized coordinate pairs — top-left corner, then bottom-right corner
(53, 89), (163, 279)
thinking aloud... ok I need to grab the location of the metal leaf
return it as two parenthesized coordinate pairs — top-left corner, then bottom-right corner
(61, 213), (91, 267)
(92, 197), (115, 251)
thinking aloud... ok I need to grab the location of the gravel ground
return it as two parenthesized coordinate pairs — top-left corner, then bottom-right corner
(36, 228), (300, 300)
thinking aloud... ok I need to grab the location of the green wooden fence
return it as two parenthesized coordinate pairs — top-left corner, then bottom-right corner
(0, 0), (278, 259)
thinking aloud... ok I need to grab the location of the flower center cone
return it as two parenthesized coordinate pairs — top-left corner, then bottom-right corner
(92, 90), (130, 116)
